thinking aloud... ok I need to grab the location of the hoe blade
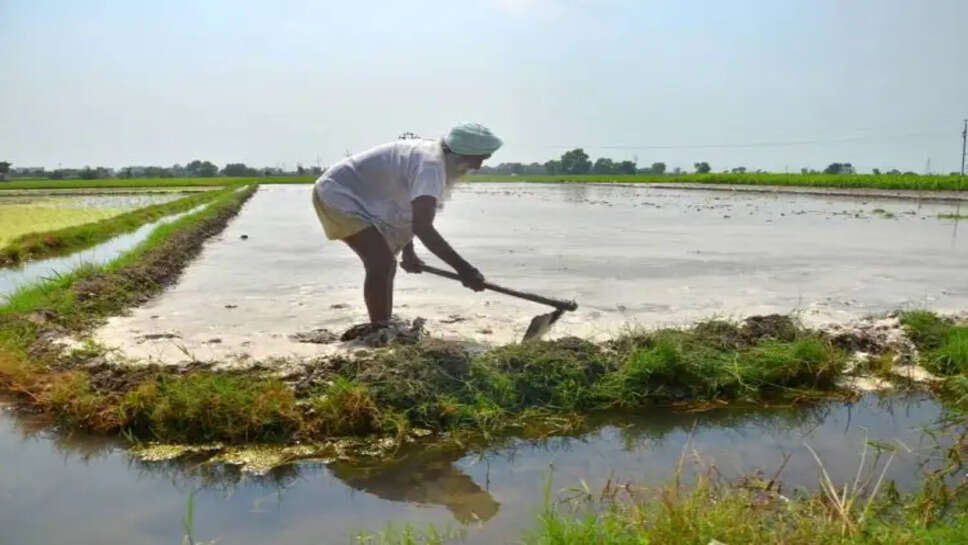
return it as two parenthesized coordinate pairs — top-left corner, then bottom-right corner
(522, 308), (566, 341)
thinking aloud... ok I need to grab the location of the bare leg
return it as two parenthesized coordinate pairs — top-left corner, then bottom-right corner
(342, 227), (396, 324)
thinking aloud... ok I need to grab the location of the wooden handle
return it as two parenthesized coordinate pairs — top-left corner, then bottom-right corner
(420, 265), (578, 311)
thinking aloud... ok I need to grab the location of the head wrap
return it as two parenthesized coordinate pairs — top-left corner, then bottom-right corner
(443, 123), (503, 156)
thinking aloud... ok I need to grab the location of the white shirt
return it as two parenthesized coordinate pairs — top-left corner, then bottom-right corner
(314, 139), (446, 253)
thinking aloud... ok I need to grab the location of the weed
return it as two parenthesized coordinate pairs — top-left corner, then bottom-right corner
(900, 311), (968, 376)
(900, 311), (951, 349)
(929, 327), (968, 375)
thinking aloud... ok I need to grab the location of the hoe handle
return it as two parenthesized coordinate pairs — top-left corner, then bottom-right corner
(420, 265), (578, 311)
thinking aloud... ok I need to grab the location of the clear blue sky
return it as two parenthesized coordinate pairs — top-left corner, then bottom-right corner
(2, 0), (966, 173)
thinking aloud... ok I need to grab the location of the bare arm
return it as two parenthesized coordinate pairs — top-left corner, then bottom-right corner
(410, 196), (484, 290)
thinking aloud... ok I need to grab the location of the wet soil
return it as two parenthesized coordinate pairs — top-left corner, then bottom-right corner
(90, 184), (967, 366)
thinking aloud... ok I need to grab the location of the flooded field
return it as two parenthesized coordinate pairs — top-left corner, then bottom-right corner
(0, 392), (952, 544)
(94, 183), (967, 365)
(0, 203), (208, 299)
(0, 192), (192, 246)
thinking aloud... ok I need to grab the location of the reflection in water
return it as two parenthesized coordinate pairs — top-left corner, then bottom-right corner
(0, 393), (961, 545)
(329, 450), (500, 523)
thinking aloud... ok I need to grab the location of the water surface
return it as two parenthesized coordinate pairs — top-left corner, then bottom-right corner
(0, 203), (208, 300)
(0, 393), (953, 545)
(95, 183), (968, 364)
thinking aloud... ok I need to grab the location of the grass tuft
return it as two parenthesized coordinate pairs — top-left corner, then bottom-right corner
(122, 373), (300, 442)
(900, 310), (968, 376)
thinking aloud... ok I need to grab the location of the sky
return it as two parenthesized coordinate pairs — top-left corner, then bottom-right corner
(1, 0), (966, 173)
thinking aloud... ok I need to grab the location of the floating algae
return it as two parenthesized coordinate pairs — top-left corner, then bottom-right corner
(131, 435), (414, 475)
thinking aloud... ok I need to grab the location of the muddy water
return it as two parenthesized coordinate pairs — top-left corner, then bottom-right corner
(0, 393), (953, 544)
(0, 203), (209, 300)
(94, 184), (968, 364)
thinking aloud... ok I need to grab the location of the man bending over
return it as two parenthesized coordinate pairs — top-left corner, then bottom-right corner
(312, 122), (502, 329)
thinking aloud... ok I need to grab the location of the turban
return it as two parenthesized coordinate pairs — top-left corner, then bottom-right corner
(443, 123), (503, 156)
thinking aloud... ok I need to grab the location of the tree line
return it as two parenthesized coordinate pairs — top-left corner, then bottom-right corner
(1, 154), (955, 182)
(0, 160), (325, 181)
(475, 149), (952, 177)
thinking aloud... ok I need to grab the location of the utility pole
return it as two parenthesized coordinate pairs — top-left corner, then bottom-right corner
(961, 119), (967, 177)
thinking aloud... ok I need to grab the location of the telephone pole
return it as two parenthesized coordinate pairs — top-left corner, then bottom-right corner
(961, 119), (967, 177)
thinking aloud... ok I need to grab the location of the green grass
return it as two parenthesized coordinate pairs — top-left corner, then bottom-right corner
(0, 202), (127, 246)
(0, 188), (232, 266)
(122, 373), (301, 442)
(0, 176), (313, 190)
(356, 457), (968, 545)
(468, 172), (968, 191)
(938, 213), (968, 220)
(900, 311), (968, 376)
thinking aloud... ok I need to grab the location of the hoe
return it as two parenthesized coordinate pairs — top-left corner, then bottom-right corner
(421, 265), (578, 341)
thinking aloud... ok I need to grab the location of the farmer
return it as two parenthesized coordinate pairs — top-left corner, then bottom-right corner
(312, 123), (502, 328)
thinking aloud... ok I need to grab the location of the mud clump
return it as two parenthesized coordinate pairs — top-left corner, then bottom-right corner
(681, 315), (798, 351)
(290, 328), (339, 344)
(825, 314), (915, 361)
(340, 318), (427, 347)
(741, 314), (798, 344)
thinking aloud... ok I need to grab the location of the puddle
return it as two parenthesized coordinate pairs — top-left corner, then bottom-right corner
(0, 392), (955, 544)
(93, 184), (968, 365)
(0, 203), (210, 299)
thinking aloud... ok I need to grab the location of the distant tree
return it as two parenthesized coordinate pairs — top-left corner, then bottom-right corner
(872, 168), (881, 175)
(221, 163), (259, 177)
(672, 167), (682, 175)
(186, 160), (218, 177)
(592, 157), (616, 174)
(297, 164), (306, 175)
(694, 161), (711, 174)
(731, 166), (747, 174)
(524, 162), (547, 175)
(544, 160), (562, 175)
(617, 160), (637, 175)
(887, 169), (901, 175)
(49, 169), (65, 180)
(309, 166), (324, 176)
(823, 162), (855, 174)
(559, 148), (591, 174)
(650, 162), (666, 175)
(0, 161), (10, 180)
(801, 168), (809, 174)
(80, 167), (97, 180)
(142, 166), (174, 178)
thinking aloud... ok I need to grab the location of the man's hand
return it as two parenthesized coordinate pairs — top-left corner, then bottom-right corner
(401, 254), (424, 273)
(401, 242), (424, 273)
(457, 264), (486, 292)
